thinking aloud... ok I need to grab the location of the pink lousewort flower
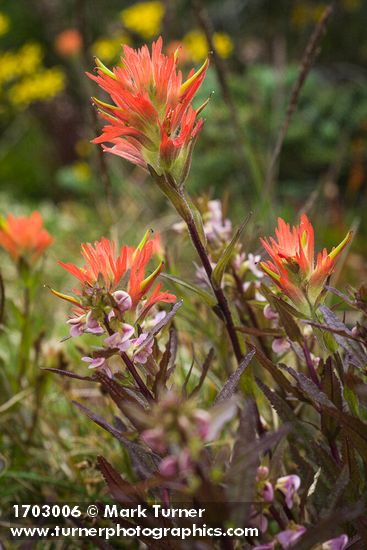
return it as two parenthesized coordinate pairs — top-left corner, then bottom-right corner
(256, 466), (274, 503)
(82, 356), (113, 378)
(321, 535), (348, 550)
(277, 525), (306, 549)
(85, 311), (104, 334)
(262, 481), (274, 503)
(247, 253), (264, 279)
(256, 466), (270, 480)
(89, 37), (208, 184)
(192, 409), (211, 441)
(82, 356), (106, 369)
(112, 290), (133, 313)
(272, 337), (291, 355)
(203, 200), (232, 245)
(67, 310), (86, 337)
(131, 332), (154, 364)
(260, 215), (351, 314)
(263, 304), (279, 321)
(104, 324), (135, 352)
(276, 475), (301, 509)
(250, 510), (269, 534)
(141, 428), (167, 455)
(159, 455), (179, 477)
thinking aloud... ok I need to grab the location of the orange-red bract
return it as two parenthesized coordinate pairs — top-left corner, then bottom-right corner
(260, 214), (351, 312)
(88, 37), (208, 183)
(58, 233), (176, 315)
(0, 212), (53, 263)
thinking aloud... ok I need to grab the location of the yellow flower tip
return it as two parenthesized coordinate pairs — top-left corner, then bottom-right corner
(173, 46), (181, 63)
(140, 260), (164, 291)
(48, 287), (83, 307)
(180, 57), (209, 95)
(137, 228), (154, 252)
(260, 262), (281, 283)
(328, 230), (352, 261)
(95, 57), (117, 80)
(92, 96), (119, 110)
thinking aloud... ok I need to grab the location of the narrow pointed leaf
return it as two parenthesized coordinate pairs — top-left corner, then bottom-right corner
(211, 214), (251, 290)
(161, 274), (216, 306)
(214, 349), (255, 404)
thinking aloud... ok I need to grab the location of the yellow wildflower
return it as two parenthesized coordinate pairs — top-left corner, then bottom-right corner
(184, 30), (233, 63)
(91, 34), (130, 62)
(9, 68), (65, 108)
(0, 12), (10, 36)
(120, 1), (164, 39)
(0, 43), (43, 85)
(213, 32), (234, 59)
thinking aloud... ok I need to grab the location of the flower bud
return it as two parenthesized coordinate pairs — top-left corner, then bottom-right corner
(159, 455), (179, 478)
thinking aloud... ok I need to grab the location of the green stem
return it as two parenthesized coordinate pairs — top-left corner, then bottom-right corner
(17, 284), (31, 388)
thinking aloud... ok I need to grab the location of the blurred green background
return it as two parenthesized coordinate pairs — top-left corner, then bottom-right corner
(0, 0), (366, 324)
(1, 0), (367, 230)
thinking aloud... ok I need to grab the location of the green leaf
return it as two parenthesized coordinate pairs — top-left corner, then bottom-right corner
(211, 214), (251, 290)
(319, 305), (367, 369)
(320, 358), (343, 439)
(320, 466), (349, 517)
(323, 406), (367, 463)
(279, 364), (336, 410)
(260, 283), (309, 319)
(344, 386), (360, 417)
(214, 349), (255, 404)
(260, 284), (302, 342)
(256, 377), (298, 424)
(190, 347), (214, 397)
(153, 326), (178, 397)
(250, 343), (303, 398)
(97, 456), (140, 503)
(226, 400), (258, 526)
(186, 194), (207, 247)
(161, 273), (216, 307)
(296, 503), (363, 550)
(73, 401), (159, 477)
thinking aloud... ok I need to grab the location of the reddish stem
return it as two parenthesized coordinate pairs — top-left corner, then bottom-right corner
(185, 212), (243, 364)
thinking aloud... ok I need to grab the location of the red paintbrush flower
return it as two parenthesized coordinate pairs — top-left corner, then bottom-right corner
(0, 212), (53, 264)
(260, 215), (351, 313)
(57, 231), (176, 315)
(88, 37), (208, 184)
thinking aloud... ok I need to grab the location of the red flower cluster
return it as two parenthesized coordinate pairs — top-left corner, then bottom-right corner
(57, 231), (175, 315)
(0, 212), (53, 264)
(260, 215), (351, 313)
(88, 37), (208, 183)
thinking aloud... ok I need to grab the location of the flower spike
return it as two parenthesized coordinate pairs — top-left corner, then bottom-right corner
(88, 37), (209, 185)
(260, 214), (351, 314)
